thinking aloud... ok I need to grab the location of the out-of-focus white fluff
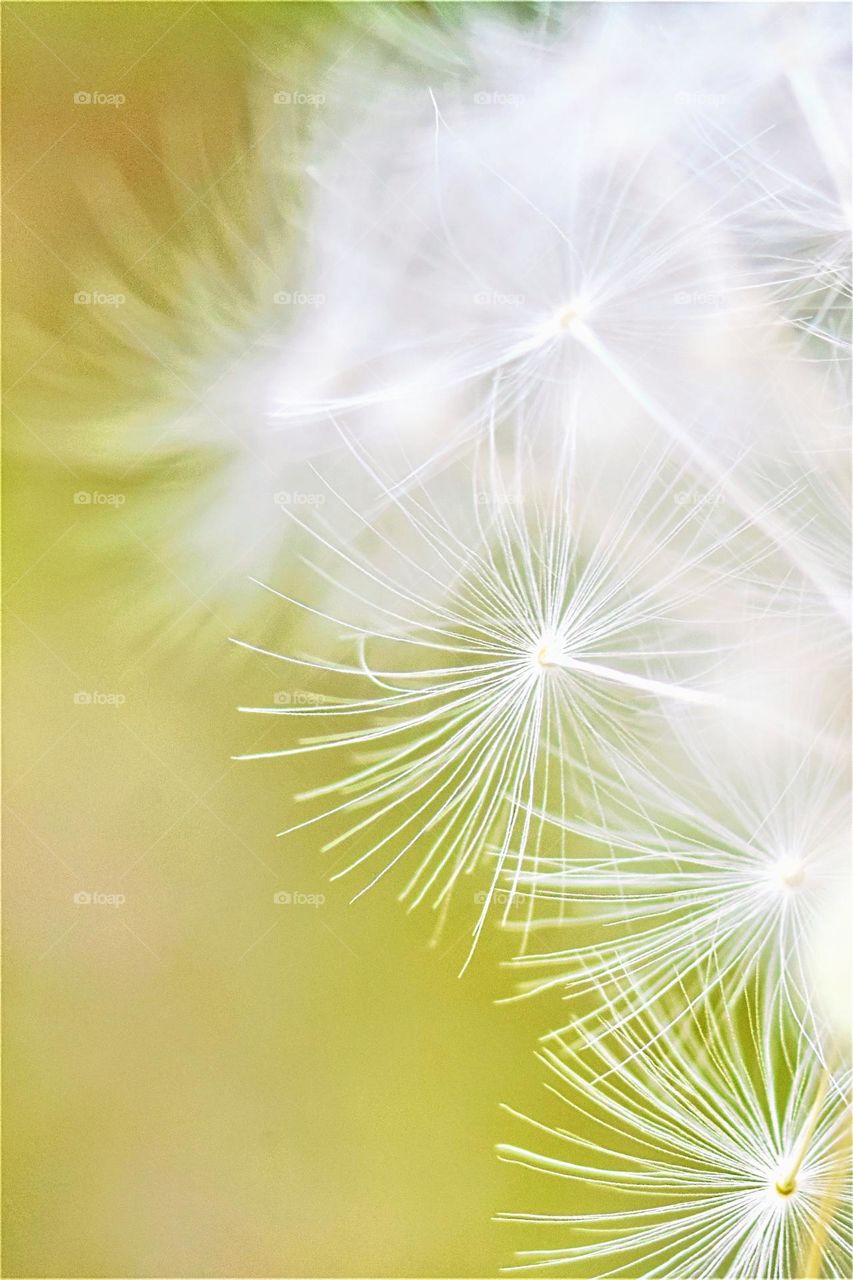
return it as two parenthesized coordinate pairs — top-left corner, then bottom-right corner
(269, 2), (850, 622)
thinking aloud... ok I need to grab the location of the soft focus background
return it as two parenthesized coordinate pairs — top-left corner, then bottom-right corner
(2, 4), (564, 1276)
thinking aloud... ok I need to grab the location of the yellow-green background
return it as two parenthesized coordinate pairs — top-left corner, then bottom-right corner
(3, 4), (566, 1276)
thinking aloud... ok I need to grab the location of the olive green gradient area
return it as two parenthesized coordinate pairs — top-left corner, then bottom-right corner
(2, 4), (565, 1278)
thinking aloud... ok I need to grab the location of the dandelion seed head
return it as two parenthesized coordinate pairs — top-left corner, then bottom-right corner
(554, 300), (590, 336)
(770, 1166), (800, 1200)
(508, 704), (849, 1042)
(772, 853), (807, 893)
(531, 633), (566, 672)
(500, 984), (852, 1278)
(238, 420), (747, 968)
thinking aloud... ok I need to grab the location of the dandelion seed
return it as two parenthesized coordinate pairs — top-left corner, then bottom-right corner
(498, 983), (852, 1279)
(273, 18), (849, 618)
(506, 712), (850, 1043)
(235, 414), (755, 967)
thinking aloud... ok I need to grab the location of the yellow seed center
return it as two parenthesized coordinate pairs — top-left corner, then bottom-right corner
(776, 856), (805, 890)
(534, 639), (563, 669)
(557, 305), (579, 330)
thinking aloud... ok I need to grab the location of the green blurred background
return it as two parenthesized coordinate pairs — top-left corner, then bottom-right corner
(2, 5), (566, 1276)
